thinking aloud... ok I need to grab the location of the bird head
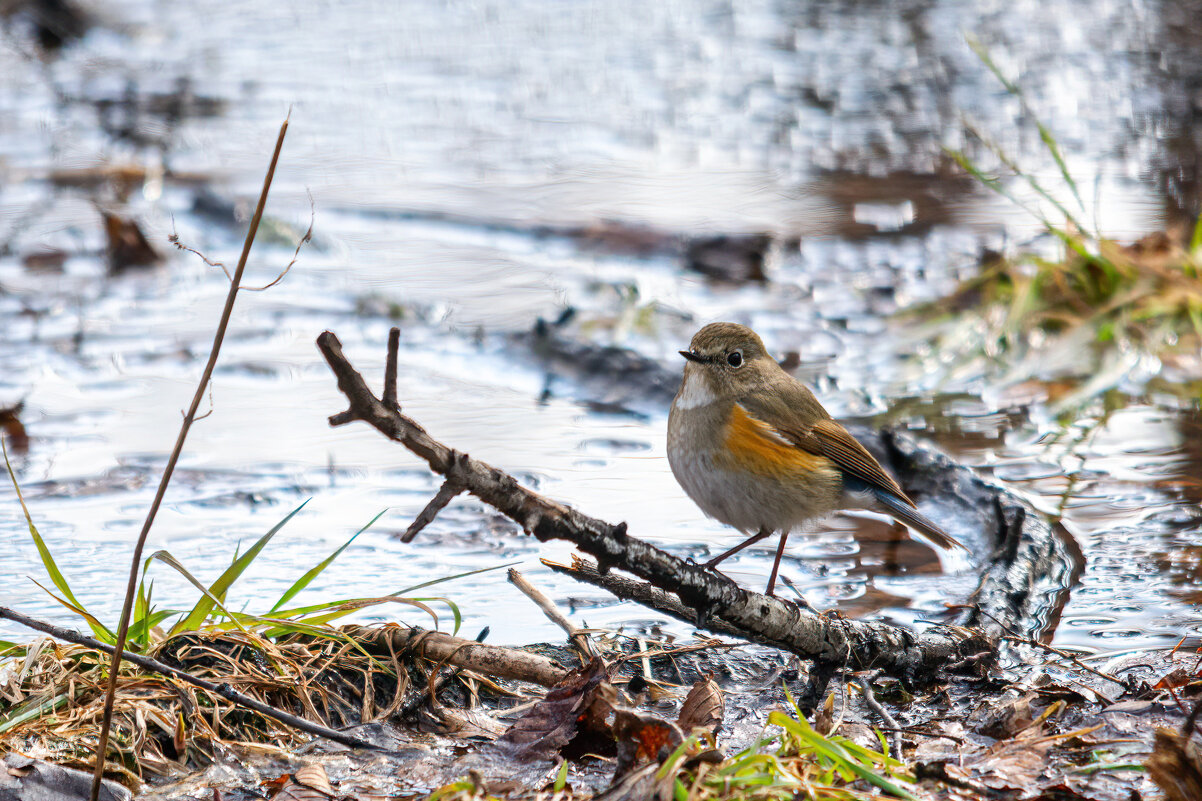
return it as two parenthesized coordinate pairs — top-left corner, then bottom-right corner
(678, 322), (775, 399)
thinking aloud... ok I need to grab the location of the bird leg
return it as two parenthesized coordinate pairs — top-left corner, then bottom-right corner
(764, 531), (790, 597)
(703, 527), (773, 570)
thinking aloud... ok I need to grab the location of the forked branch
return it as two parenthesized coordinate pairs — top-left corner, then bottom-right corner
(317, 328), (994, 686)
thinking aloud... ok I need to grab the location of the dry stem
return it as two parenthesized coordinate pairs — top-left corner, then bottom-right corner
(507, 568), (595, 661)
(92, 117), (291, 801)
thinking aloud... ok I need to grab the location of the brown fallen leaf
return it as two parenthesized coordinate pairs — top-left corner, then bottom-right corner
(101, 209), (161, 274)
(971, 692), (1039, 739)
(266, 763), (336, 800)
(613, 709), (684, 781)
(499, 657), (617, 761)
(0, 403), (29, 454)
(676, 674), (723, 737)
(1147, 727), (1202, 801)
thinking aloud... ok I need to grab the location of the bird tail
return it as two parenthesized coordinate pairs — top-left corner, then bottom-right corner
(870, 489), (965, 551)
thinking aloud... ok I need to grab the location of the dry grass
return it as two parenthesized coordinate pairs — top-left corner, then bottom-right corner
(0, 627), (416, 785)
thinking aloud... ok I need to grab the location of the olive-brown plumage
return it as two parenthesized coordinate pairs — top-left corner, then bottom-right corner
(667, 322), (962, 596)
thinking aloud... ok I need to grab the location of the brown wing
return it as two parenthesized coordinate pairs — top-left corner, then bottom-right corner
(740, 383), (916, 508)
(803, 419), (915, 507)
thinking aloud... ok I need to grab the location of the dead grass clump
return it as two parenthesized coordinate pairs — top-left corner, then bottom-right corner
(0, 628), (413, 787)
(942, 227), (1202, 356)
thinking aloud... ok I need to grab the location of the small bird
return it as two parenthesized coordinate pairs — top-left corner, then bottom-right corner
(667, 322), (963, 597)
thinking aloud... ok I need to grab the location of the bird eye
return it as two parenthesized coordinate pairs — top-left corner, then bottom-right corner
(726, 350), (743, 368)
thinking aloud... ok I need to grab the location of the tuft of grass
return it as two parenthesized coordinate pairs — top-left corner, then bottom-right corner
(429, 688), (916, 801)
(914, 38), (1202, 410)
(935, 226), (1202, 356)
(1, 446), (508, 784)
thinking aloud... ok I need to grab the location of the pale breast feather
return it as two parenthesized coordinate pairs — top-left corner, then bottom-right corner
(674, 371), (718, 410)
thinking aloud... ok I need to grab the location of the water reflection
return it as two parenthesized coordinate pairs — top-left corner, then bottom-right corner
(0, 0), (1199, 652)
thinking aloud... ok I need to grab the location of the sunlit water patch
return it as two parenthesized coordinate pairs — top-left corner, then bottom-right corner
(1, 0), (1201, 653)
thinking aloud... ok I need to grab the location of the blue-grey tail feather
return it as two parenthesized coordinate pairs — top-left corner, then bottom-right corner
(850, 480), (963, 551)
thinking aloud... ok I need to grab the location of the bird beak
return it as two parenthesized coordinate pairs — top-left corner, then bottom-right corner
(679, 350), (704, 363)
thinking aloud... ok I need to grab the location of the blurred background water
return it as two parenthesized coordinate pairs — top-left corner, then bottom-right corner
(1, 0), (1200, 654)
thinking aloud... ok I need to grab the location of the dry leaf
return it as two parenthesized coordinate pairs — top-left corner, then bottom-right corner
(676, 675), (723, 736)
(0, 403), (28, 454)
(1147, 727), (1202, 801)
(101, 210), (160, 274)
(499, 657), (616, 761)
(612, 709), (684, 780)
(268, 764), (336, 800)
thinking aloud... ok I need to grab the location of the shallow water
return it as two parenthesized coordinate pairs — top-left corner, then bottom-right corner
(1, 0), (1200, 654)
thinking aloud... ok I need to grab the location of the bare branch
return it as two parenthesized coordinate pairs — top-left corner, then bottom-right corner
(507, 568), (594, 661)
(316, 330), (995, 687)
(343, 625), (569, 687)
(382, 326), (401, 410)
(544, 555), (750, 641)
(400, 477), (464, 543)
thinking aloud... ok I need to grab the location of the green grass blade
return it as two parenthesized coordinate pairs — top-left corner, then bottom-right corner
(270, 508), (387, 613)
(0, 691), (72, 734)
(29, 579), (115, 644)
(152, 551), (252, 636)
(271, 595), (454, 634)
(1191, 212), (1202, 254)
(134, 579), (151, 650)
(0, 641), (26, 658)
(1035, 119), (1084, 216)
(174, 499), (309, 633)
(396, 561), (519, 595)
(966, 33), (1085, 218)
(128, 609), (179, 648)
(768, 710), (918, 800)
(4, 443), (111, 642)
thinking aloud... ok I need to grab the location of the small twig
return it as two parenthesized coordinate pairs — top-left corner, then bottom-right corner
(169, 228), (231, 280)
(507, 568), (594, 661)
(854, 671), (903, 759)
(779, 575), (815, 611)
(960, 605), (1128, 689)
(381, 327), (400, 411)
(0, 606), (378, 752)
(91, 117), (290, 801)
(874, 726), (966, 744)
(401, 477), (465, 543)
(242, 190), (313, 291)
(168, 189), (313, 291)
(543, 556), (750, 640)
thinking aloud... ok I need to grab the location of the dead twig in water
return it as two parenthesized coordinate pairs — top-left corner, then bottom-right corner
(956, 605), (1129, 692)
(507, 568), (595, 662)
(0, 605), (379, 752)
(91, 117), (292, 801)
(316, 327), (994, 691)
(854, 671), (903, 759)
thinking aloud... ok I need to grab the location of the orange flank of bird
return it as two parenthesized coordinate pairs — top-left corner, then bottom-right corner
(719, 404), (830, 478)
